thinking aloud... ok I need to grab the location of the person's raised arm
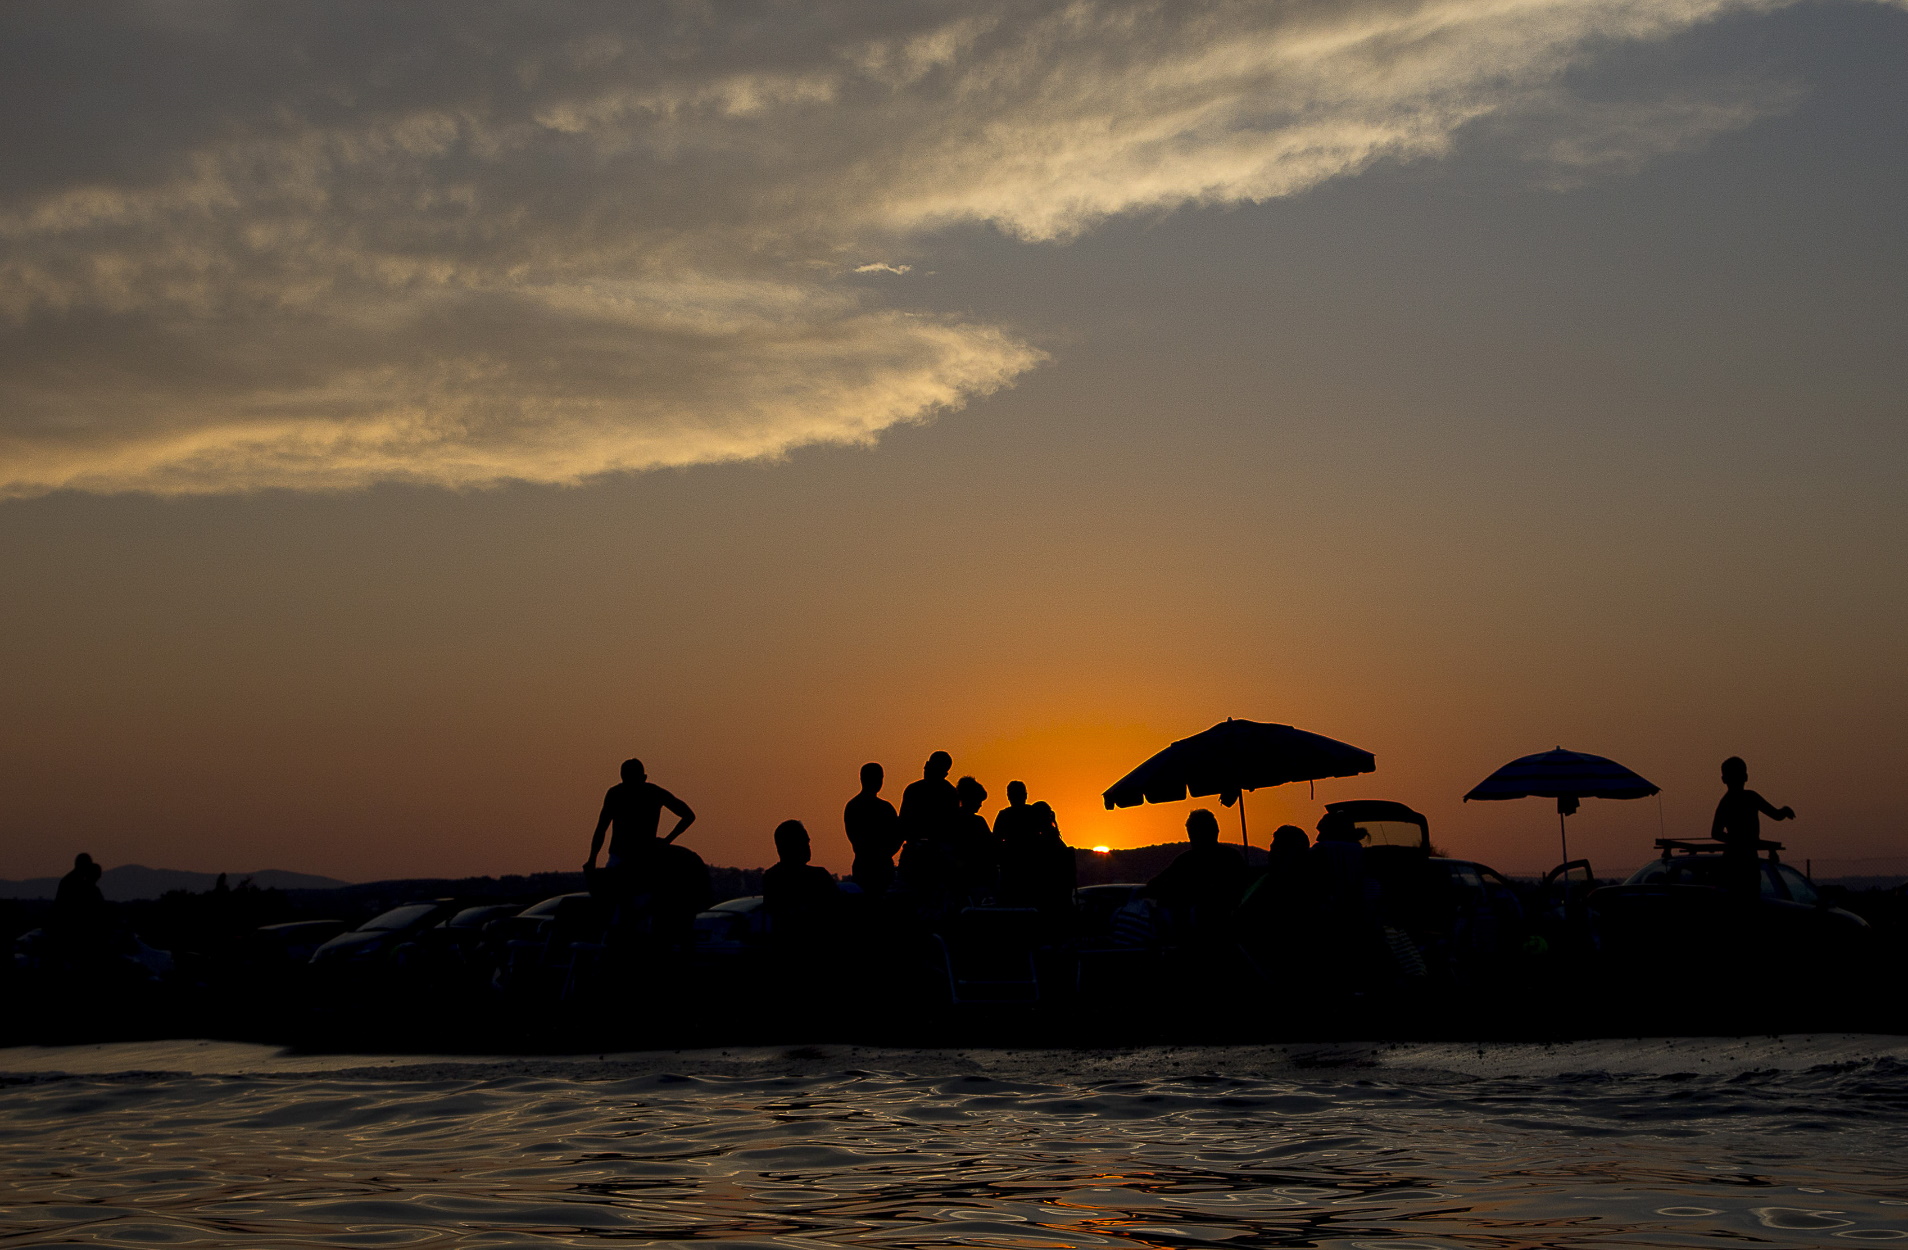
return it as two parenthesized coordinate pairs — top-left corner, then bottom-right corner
(586, 794), (613, 870)
(1754, 792), (1796, 822)
(660, 790), (696, 843)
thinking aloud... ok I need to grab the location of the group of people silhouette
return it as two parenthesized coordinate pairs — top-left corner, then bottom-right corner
(577, 751), (1800, 951)
(581, 752), (1078, 934)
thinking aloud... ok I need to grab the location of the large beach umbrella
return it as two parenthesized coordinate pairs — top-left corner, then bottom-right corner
(1102, 718), (1376, 847)
(1463, 747), (1659, 871)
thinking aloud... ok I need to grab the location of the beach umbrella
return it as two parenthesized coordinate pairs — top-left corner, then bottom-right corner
(1102, 718), (1376, 847)
(1463, 747), (1659, 871)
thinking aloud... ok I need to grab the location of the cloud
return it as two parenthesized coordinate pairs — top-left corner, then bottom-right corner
(0, 0), (1860, 497)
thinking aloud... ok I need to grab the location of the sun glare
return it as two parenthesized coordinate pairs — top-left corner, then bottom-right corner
(1092, 845), (1110, 853)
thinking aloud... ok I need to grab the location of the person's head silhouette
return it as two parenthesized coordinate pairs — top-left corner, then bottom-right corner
(74, 852), (94, 871)
(1186, 809), (1220, 845)
(1272, 824), (1310, 852)
(1031, 801), (1058, 835)
(956, 775), (987, 815)
(1007, 780), (1028, 807)
(1721, 756), (1748, 789)
(774, 819), (811, 865)
(925, 751), (952, 780)
(620, 758), (647, 784)
(860, 762), (884, 793)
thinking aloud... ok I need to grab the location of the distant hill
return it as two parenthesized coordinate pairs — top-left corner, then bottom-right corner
(1074, 841), (1267, 886)
(0, 865), (350, 902)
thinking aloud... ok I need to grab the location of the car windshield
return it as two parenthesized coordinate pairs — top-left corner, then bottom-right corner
(1777, 865), (1819, 905)
(360, 904), (437, 932)
(709, 897), (762, 914)
(1444, 863), (1486, 893)
(519, 894), (581, 919)
(1355, 820), (1424, 849)
(449, 906), (506, 928)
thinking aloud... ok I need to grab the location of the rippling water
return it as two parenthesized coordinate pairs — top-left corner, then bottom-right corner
(4, 1037), (1907, 1249)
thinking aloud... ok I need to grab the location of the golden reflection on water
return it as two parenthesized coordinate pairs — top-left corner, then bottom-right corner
(1, 1057), (1906, 1249)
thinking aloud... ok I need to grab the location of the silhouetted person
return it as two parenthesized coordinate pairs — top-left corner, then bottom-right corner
(1236, 825), (1315, 975)
(952, 775), (999, 896)
(763, 820), (839, 943)
(1027, 800), (1077, 916)
(994, 786), (1073, 913)
(1712, 756), (1794, 898)
(51, 852), (108, 960)
(898, 751), (959, 894)
(1261, 824), (1313, 904)
(1311, 811), (1379, 985)
(55, 852), (104, 913)
(586, 757), (695, 874)
(996, 780), (1040, 903)
(844, 762), (902, 895)
(1143, 809), (1247, 937)
(993, 780), (1039, 843)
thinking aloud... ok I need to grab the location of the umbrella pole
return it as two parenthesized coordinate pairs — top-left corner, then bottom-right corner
(1557, 809), (1572, 921)
(1238, 790), (1249, 851)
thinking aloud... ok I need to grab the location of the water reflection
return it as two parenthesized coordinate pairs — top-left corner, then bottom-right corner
(2, 1053), (1906, 1249)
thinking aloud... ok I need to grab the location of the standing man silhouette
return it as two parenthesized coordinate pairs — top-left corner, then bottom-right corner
(898, 751), (959, 893)
(586, 758), (695, 873)
(1711, 756), (1794, 898)
(843, 762), (901, 894)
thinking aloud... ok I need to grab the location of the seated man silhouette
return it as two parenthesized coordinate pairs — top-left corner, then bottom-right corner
(1142, 809), (1246, 938)
(762, 820), (840, 944)
(1235, 825), (1316, 969)
(585, 758), (695, 901)
(55, 852), (105, 912)
(50, 852), (110, 961)
(844, 762), (901, 895)
(1712, 756), (1794, 898)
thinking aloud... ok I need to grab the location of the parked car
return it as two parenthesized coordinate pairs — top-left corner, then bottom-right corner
(400, 904), (521, 983)
(309, 900), (459, 970)
(1590, 839), (1872, 987)
(252, 919), (349, 967)
(1317, 800), (1536, 983)
(692, 895), (767, 956)
(489, 893), (610, 1000)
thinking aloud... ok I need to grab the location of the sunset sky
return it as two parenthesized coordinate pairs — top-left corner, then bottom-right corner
(3, 0), (1904, 882)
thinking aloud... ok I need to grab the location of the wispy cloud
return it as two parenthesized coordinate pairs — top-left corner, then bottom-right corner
(0, 0), (1859, 497)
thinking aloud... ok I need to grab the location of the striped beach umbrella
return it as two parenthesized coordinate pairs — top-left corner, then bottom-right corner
(1464, 747), (1659, 871)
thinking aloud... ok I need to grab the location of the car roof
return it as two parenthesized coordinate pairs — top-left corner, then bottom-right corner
(518, 892), (591, 917)
(706, 895), (763, 912)
(1325, 799), (1429, 829)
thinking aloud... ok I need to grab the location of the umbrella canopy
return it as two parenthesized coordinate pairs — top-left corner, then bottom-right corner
(1463, 747), (1658, 816)
(1103, 718), (1375, 810)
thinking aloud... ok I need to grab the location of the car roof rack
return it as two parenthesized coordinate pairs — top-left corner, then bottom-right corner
(1654, 837), (1783, 862)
